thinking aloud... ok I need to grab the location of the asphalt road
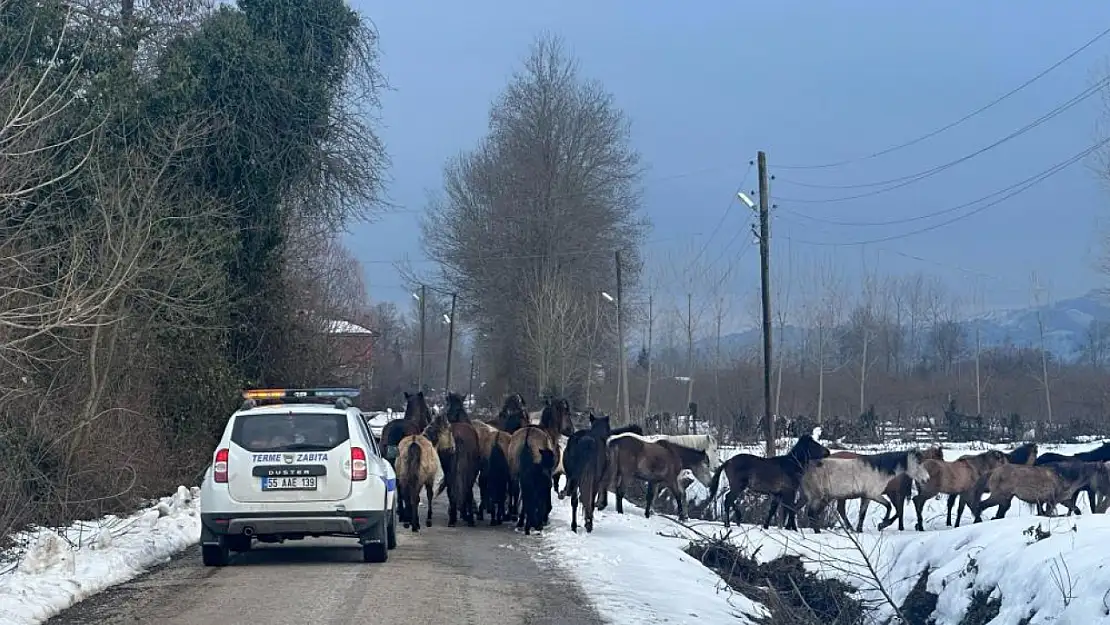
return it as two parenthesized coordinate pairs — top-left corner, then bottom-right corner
(45, 504), (606, 625)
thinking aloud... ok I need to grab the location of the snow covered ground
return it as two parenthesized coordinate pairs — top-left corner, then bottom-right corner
(535, 494), (767, 625)
(0, 486), (200, 625)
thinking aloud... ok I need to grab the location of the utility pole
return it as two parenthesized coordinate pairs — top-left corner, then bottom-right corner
(685, 292), (695, 433)
(585, 292), (600, 410)
(757, 151), (775, 458)
(444, 292), (457, 392)
(468, 353), (476, 400)
(616, 250), (630, 425)
(642, 293), (653, 423)
(418, 284), (427, 392)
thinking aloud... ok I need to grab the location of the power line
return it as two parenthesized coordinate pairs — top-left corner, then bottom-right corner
(775, 25), (1110, 170)
(780, 135), (1110, 229)
(782, 135), (1110, 247)
(683, 162), (754, 274)
(774, 74), (1110, 203)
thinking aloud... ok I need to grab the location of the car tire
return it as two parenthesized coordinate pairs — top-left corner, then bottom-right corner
(386, 511), (397, 550)
(202, 544), (229, 567)
(362, 522), (388, 563)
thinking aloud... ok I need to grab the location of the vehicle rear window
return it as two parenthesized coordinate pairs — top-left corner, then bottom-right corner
(231, 413), (350, 453)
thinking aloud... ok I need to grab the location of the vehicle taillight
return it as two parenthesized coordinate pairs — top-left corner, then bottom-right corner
(214, 448), (229, 483)
(351, 447), (367, 481)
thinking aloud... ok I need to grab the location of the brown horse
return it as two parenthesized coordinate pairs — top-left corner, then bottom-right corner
(381, 391), (433, 465)
(395, 433), (441, 532)
(563, 414), (612, 533)
(537, 398), (575, 494)
(832, 447), (944, 532)
(599, 433), (690, 521)
(488, 393), (528, 432)
(428, 418), (481, 528)
(706, 435), (830, 530)
(509, 426), (557, 534)
(911, 449), (1008, 531)
(969, 461), (1107, 521)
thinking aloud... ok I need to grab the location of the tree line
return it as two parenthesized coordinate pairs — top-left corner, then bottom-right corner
(0, 0), (386, 537)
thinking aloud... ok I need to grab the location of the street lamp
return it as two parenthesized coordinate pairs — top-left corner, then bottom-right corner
(442, 313), (451, 324)
(738, 191), (756, 209)
(601, 291), (615, 303)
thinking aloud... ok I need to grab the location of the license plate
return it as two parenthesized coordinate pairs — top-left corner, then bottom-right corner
(261, 476), (318, 490)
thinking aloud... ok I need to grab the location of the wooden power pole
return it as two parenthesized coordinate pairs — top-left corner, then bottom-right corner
(642, 293), (653, 423)
(418, 284), (427, 392)
(616, 250), (630, 425)
(757, 151), (775, 457)
(444, 292), (457, 392)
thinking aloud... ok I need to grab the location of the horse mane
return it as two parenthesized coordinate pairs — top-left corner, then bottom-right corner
(608, 431), (651, 445)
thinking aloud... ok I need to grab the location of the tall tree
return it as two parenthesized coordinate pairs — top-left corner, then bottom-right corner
(422, 34), (646, 400)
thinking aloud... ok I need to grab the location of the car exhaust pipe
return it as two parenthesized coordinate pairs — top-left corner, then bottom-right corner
(242, 526), (255, 536)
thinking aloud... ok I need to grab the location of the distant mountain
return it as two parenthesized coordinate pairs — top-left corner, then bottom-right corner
(689, 289), (1110, 363)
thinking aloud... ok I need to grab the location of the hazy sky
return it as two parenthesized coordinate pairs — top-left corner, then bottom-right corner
(343, 1), (1110, 333)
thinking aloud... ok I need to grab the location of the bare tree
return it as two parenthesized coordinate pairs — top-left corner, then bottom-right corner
(422, 34), (646, 400)
(799, 259), (846, 423)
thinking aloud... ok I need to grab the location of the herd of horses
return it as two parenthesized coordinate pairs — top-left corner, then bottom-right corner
(378, 390), (716, 535)
(707, 433), (1110, 533)
(377, 391), (1110, 536)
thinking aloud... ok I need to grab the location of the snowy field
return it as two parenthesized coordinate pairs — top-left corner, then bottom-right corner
(0, 486), (200, 625)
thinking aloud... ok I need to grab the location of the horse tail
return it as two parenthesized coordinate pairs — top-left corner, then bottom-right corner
(577, 435), (599, 484)
(403, 439), (423, 489)
(707, 461), (728, 501)
(540, 447), (557, 472)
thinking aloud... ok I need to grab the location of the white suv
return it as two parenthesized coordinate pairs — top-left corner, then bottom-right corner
(199, 388), (397, 566)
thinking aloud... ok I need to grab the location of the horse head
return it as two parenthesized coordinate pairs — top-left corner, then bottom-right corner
(588, 414), (611, 437)
(906, 448), (932, 483)
(445, 392), (469, 423)
(542, 397), (574, 437)
(404, 390), (431, 426)
(422, 418), (455, 455)
(789, 434), (829, 464)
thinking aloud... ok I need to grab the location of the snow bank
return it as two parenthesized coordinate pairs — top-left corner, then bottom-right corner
(729, 512), (1110, 625)
(0, 486), (201, 625)
(535, 496), (766, 625)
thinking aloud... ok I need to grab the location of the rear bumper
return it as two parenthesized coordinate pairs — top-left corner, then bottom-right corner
(201, 510), (387, 544)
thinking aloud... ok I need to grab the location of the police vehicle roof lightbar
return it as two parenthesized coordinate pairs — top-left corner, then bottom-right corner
(241, 388), (361, 401)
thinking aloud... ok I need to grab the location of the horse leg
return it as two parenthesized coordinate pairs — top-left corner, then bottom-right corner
(424, 481), (434, 526)
(912, 493), (929, 531)
(644, 481), (657, 518)
(853, 498), (870, 533)
(723, 489), (738, 528)
(782, 491), (800, 531)
(614, 471), (626, 515)
(763, 495), (780, 530)
(835, 499), (854, 532)
(583, 478), (597, 533)
(409, 485), (422, 532)
(570, 478), (580, 533)
(669, 476), (688, 521)
(873, 495), (895, 531)
(954, 492), (969, 527)
(946, 493), (958, 526)
(476, 465), (487, 521)
(806, 498), (826, 533)
(993, 497), (1012, 520)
